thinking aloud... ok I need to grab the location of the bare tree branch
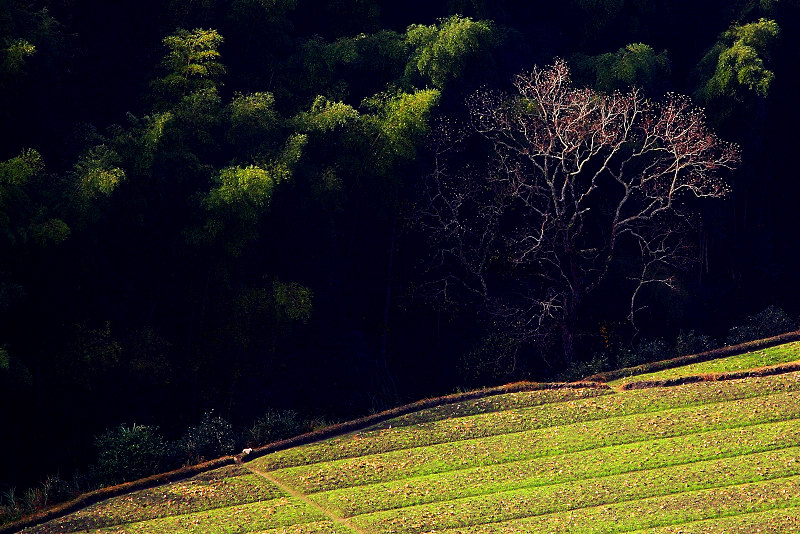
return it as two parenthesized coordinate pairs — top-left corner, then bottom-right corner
(416, 60), (739, 362)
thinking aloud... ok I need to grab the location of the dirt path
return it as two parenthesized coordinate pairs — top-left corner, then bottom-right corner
(245, 465), (373, 534)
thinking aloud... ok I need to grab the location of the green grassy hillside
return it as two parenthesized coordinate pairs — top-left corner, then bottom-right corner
(610, 341), (800, 386)
(19, 345), (800, 533)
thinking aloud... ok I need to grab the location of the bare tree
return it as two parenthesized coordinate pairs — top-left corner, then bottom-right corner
(417, 60), (739, 363)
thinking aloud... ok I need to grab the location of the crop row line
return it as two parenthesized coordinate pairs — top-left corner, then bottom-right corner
(271, 390), (800, 493)
(348, 449), (800, 533)
(256, 372), (800, 470)
(625, 504), (800, 533)
(417, 475), (800, 534)
(309, 419), (800, 516)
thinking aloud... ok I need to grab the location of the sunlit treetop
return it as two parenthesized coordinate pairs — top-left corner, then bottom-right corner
(697, 18), (779, 102)
(152, 28), (225, 103)
(405, 15), (500, 89)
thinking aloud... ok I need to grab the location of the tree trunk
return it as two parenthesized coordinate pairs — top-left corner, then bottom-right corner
(561, 321), (576, 366)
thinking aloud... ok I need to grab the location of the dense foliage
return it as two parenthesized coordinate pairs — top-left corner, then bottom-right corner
(2, 0), (800, 497)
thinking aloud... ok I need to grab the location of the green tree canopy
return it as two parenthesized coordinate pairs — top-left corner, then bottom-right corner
(405, 15), (500, 89)
(696, 18), (779, 103)
(575, 43), (670, 94)
(152, 28), (225, 104)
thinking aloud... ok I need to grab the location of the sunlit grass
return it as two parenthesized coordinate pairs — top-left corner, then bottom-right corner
(427, 476), (800, 533)
(84, 497), (326, 533)
(254, 371), (800, 473)
(25, 466), (284, 533)
(27, 351), (800, 534)
(310, 420), (800, 516)
(629, 506), (800, 533)
(610, 341), (800, 386)
(349, 449), (800, 532)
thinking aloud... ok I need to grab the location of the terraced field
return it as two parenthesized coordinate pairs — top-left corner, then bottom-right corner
(610, 340), (800, 386)
(20, 350), (800, 533)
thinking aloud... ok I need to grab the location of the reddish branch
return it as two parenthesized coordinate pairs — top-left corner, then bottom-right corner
(418, 60), (739, 362)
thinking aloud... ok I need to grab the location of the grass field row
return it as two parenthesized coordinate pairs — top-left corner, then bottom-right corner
(310, 418), (800, 516)
(424, 475), (800, 534)
(257, 371), (800, 471)
(268, 387), (800, 492)
(347, 447), (800, 533)
(610, 342), (800, 386)
(255, 520), (358, 534)
(627, 506), (800, 533)
(77, 496), (327, 534)
(25, 466), (285, 533)
(374, 388), (613, 429)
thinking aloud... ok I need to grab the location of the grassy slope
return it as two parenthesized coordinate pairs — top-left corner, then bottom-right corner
(23, 346), (800, 533)
(610, 341), (800, 386)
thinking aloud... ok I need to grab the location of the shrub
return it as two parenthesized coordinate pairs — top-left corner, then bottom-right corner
(458, 334), (521, 386)
(38, 474), (72, 506)
(558, 352), (611, 381)
(676, 330), (719, 356)
(633, 337), (675, 364)
(247, 408), (306, 447)
(92, 424), (168, 486)
(0, 486), (20, 522)
(726, 305), (797, 345)
(178, 411), (235, 464)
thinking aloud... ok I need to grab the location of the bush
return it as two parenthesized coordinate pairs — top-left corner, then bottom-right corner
(458, 334), (521, 386)
(676, 330), (718, 356)
(1, 486), (20, 523)
(558, 352), (611, 381)
(0, 473), (79, 524)
(617, 338), (675, 369)
(726, 305), (797, 345)
(178, 411), (236, 464)
(92, 424), (168, 486)
(247, 408), (306, 447)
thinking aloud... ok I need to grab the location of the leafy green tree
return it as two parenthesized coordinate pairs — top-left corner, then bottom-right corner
(227, 92), (281, 157)
(292, 95), (360, 133)
(0, 149), (69, 246)
(361, 88), (440, 169)
(0, 2), (63, 89)
(405, 15), (500, 89)
(696, 18), (779, 113)
(0, 149), (45, 243)
(203, 133), (307, 253)
(1, 38), (35, 75)
(575, 43), (670, 95)
(152, 28), (225, 105)
(73, 145), (126, 201)
(273, 279), (313, 323)
(289, 30), (407, 104)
